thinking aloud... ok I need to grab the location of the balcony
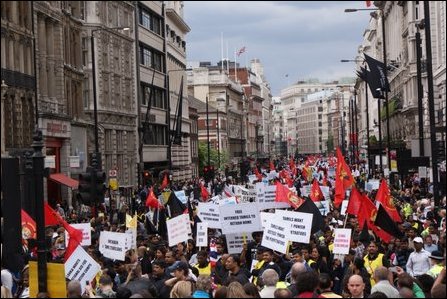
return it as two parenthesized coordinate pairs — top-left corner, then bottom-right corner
(1, 68), (35, 90)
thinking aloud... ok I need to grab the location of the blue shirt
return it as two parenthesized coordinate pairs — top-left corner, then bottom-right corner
(192, 290), (210, 298)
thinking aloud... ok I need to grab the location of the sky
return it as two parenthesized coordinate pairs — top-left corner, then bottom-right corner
(184, 1), (372, 96)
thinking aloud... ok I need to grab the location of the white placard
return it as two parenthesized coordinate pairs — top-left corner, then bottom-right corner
(261, 215), (289, 254)
(300, 185), (312, 197)
(220, 203), (262, 234)
(179, 213), (192, 235)
(365, 180), (380, 192)
(217, 196), (238, 205)
(125, 228), (137, 250)
(315, 200), (330, 216)
(196, 222), (208, 247)
(99, 231), (129, 261)
(248, 175), (257, 184)
(175, 190), (187, 204)
(275, 210), (313, 244)
(69, 156), (80, 168)
(418, 166), (427, 178)
(256, 183), (289, 210)
(65, 223), (91, 247)
(167, 214), (190, 247)
(340, 200), (349, 216)
(320, 186), (330, 201)
(333, 228), (352, 255)
(260, 212), (276, 230)
(197, 203), (221, 229)
(226, 233), (254, 254)
(65, 246), (101, 294)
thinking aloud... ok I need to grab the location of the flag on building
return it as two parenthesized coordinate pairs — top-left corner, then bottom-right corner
(236, 46), (246, 57)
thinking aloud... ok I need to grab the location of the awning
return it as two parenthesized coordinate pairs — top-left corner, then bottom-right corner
(49, 173), (79, 189)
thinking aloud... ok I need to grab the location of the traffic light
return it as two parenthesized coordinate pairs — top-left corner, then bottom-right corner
(203, 166), (209, 181)
(209, 165), (215, 180)
(77, 167), (94, 206)
(92, 170), (106, 204)
(143, 170), (152, 186)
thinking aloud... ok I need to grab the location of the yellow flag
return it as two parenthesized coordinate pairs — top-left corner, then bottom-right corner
(126, 213), (137, 228)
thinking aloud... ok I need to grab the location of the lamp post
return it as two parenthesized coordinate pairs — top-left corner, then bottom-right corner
(205, 95), (211, 168)
(91, 26), (129, 170)
(345, 7), (391, 174)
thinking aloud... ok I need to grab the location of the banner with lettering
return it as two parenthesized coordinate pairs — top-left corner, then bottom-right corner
(99, 231), (129, 261)
(196, 222), (208, 247)
(261, 215), (289, 254)
(64, 223), (91, 247)
(65, 246), (101, 293)
(226, 233), (254, 254)
(256, 183), (289, 210)
(219, 203), (262, 234)
(275, 210), (313, 244)
(333, 228), (352, 255)
(167, 214), (190, 247)
(197, 203), (221, 229)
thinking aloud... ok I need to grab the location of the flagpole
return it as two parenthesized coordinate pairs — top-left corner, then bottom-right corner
(221, 32), (224, 71)
(226, 41), (229, 74)
(234, 48), (237, 82)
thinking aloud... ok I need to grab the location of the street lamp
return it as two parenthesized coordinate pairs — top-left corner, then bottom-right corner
(91, 26), (129, 170)
(345, 7), (392, 174)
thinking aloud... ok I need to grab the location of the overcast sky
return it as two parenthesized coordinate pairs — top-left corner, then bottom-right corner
(184, 1), (371, 96)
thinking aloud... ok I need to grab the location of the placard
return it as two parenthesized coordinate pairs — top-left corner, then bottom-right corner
(65, 223), (91, 247)
(256, 183), (289, 210)
(340, 200), (349, 215)
(65, 246), (101, 293)
(220, 203), (261, 234)
(418, 166), (427, 178)
(365, 180), (380, 192)
(226, 233), (254, 254)
(197, 202), (221, 229)
(333, 228), (352, 255)
(167, 214), (190, 247)
(260, 212), (276, 230)
(196, 222), (208, 247)
(175, 190), (187, 204)
(99, 231), (129, 261)
(261, 215), (289, 254)
(275, 210), (313, 244)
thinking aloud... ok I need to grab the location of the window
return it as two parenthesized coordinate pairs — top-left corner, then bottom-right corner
(144, 124), (167, 145)
(141, 84), (166, 109)
(83, 78), (89, 108)
(139, 7), (162, 35)
(141, 46), (152, 67)
(141, 10), (151, 29)
(82, 37), (88, 67)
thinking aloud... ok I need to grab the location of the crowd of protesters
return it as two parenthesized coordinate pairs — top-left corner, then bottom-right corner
(1, 155), (446, 298)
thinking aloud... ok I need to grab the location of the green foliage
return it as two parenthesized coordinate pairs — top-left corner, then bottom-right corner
(198, 141), (229, 175)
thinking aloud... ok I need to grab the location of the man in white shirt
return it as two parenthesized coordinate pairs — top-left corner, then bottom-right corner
(406, 237), (431, 277)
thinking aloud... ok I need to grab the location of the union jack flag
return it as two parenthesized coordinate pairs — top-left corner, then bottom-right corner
(236, 46), (246, 57)
(209, 238), (219, 268)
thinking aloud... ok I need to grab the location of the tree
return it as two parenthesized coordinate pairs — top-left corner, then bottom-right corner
(326, 135), (334, 153)
(198, 141), (228, 176)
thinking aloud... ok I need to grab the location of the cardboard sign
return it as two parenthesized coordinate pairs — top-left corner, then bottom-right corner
(65, 223), (91, 247)
(65, 246), (101, 293)
(167, 214), (190, 247)
(220, 203), (262, 234)
(261, 215), (289, 254)
(197, 202), (221, 229)
(175, 190), (188, 204)
(333, 228), (352, 255)
(99, 231), (129, 261)
(275, 210), (313, 244)
(226, 233), (254, 254)
(260, 212), (276, 230)
(196, 222), (208, 247)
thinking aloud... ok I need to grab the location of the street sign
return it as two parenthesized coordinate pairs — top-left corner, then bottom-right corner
(109, 169), (117, 177)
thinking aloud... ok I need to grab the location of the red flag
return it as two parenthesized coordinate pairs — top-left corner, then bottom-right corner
(44, 203), (82, 260)
(201, 184), (210, 201)
(336, 147), (354, 188)
(310, 179), (324, 202)
(358, 195), (377, 230)
(334, 147), (354, 208)
(275, 182), (304, 209)
(322, 176), (328, 187)
(161, 173), (169, 190)
(286, 174), (294, 188)
(269, 161), (275, 171)
(376, 179), (402, 222)
(370, 224), (393, 243)
(21, 209), (36, 239)
(146, 187), (162, 209)
(366, 1), (372, 7)
(346, 187), (363, 216)
(254, 168), (263, 181)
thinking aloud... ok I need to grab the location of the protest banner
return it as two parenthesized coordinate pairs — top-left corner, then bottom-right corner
(65, 246), (101, 293)
(196, 222), (208, 247)
(167, 214), (190, 247)
(220, 203), (262, 234)
(260, 212), (276, 230)
(65, 223), (91, 247)
(261, 215), (289, 254)
(365, 180), (380, 192)
(275, 210), (313, 244)
(333, 228), (352, 255)
(226, 233), (254, 254)
(99, 231), (129, 261)
(256, 183), (289, 210)
(217, 196), (238, 205)
(197, 202), (221, 229)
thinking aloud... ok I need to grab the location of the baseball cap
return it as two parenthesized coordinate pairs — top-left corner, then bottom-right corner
(413, 237), (424, 244)
(429, 251), (445, 260)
